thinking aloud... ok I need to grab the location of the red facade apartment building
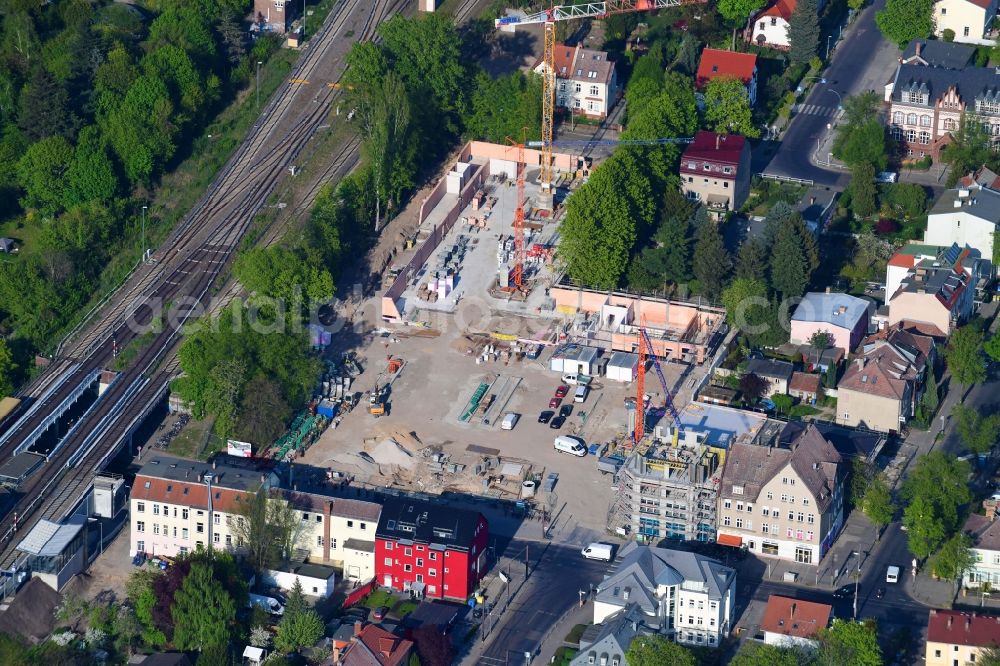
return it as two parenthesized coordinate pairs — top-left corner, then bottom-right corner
(375, 498), (488, 601)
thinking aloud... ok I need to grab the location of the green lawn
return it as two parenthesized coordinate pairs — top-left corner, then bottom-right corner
(553, 647), (578, 665)
(790, 404), (820, 418)
(362, 589), (394, 609)
(169, 417), (214, 459)
(396, 600), (418, 617)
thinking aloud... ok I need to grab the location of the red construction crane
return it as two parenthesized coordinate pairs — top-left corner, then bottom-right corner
(496, 0), (706, 201)
(504, 133), (528, 290)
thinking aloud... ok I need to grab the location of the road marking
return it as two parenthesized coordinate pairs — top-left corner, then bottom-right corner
(290, 78), (310, 84)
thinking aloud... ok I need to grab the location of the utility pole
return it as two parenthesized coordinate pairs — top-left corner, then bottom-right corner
(853, 552), (861, 619)
(256, 61), (263, 110)
(302, 0), (306, 40)
(141, 205), (147, 262)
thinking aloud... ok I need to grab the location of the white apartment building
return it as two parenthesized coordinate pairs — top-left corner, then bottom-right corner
(593, 543), (736, 648)
(924, 184), (1000, 261)
(131, 454), (381, 581)
(533, 43), (618, 118)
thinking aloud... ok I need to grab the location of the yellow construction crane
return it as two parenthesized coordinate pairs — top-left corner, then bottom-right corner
(495, 0), (705, 206)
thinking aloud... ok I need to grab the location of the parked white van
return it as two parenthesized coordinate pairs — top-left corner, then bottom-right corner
(581, 543), (614, 561)
(248, 593), (285, 616)
(553, 435), (587, 457)
(886, 565), (900, 584)
(500, 413), (519, 430)
(574, 385), (588, 403)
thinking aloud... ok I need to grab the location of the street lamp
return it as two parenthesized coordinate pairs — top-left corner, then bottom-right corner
(256, 61), (263, 110)
(795, 76), (827, 94)
(827, 89), (844, 111)
(141, 205), (147, 262)
(302, 0), (306, 40)
(826, 34), (832, 60)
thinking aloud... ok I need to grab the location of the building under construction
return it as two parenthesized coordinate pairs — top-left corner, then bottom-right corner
(608, 434), (721, 543)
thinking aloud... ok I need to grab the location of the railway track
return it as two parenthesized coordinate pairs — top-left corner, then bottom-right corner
(0, 0), (486, 572)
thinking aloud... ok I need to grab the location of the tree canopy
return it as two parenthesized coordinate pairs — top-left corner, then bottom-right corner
(703, 76), (759, 138)
(170, 562), (236, 651)
(876, 0), (934, 47)
(901, 452), (972, 559)
(817, 619), (882, 666)
(692, 221), (731, 299)
(788, 0), (820, 65)
(945, 325), (987, 387)
(625, 635), (697, 666)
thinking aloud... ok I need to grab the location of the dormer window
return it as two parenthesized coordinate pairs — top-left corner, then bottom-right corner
(906, 91), (926, 104)
(978, 99), (1000, 114)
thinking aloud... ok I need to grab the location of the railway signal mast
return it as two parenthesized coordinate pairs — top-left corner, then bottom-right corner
(495, 0), (703, 209)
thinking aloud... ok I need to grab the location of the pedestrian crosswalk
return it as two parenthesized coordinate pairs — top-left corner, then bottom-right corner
(793, 103), (838, 117)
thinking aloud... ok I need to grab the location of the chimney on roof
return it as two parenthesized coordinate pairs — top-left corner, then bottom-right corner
(791, 603), (796, 620)
(212, 460), (217, 470)
(825, 286), (831, 294)
(354, 620), (363, 637)
(948, 616), (954, 629)
(197, 472), (204, 482)
(916, 41), (922, 57)
(716, 134), (721, 150)
(967, 617), (972, 631)
(810, 196), (816, 205)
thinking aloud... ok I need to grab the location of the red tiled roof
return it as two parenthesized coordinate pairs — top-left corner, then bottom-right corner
(342, 624), (413, 666)
(968, 0), (994, 10)
(696, 48), (757, 88)
(682, 131), (747, 165)
(789, 372), (821, 394)
(761, 595), (832, 639)
(760, 0), (796, 20)
(927, 610), (1000, 647)
(887, 253), (916, 269)
(132, 475), (254, 514)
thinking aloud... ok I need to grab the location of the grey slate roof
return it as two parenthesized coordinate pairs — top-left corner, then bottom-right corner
(746, 358), (794, 381)
(570, 604), (656, 666)
(965, 513), (1000, 552)
(930, 186), (1000, 223)
(792, 292), (870, 330)
(595, 543), (735, 617)
(890, 63), (1000, 109)
(901, 39), (976, 69)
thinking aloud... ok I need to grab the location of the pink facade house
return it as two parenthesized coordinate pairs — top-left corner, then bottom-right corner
(789, 292), (872, 354)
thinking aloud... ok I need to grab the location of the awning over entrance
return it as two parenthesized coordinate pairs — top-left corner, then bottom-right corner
(717, 533), (742, 548)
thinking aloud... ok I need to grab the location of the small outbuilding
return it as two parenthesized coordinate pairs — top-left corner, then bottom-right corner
(605, 351), (639, 382)
(263, 562), (337, 598)
(0, 238), (16, 254)
(549, 344), (601, 375)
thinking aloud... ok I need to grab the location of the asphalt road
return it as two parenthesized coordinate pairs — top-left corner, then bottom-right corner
(762, 0), (897, 186)
(476, 541), (610, 664)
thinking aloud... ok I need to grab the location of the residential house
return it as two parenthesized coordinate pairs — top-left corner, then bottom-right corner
(886, 242), (991, 310)
(680, 131), (752, 216)
(962, 513), (1000, 589)
(533, 44), (618, 118)
(716, 424), (846, 564)
(696, 48), (758, 105)
(761, 595), (832, 648)
(923, 185), (1000, 262)
(884, 56), (1000, 158)
(129, 454), (382, 580)
(340, 623), (414, 666)
(788, 372), (821, 404)
(933, 0), (998, 45)
(130, 454), (278, 558)
(801, 346), (844, 373)
(797, 188), (840, 234)
(887, 244), (976, 336)
(836, 333), (930, 432)
(900, 38), (976, 68)
(569, 604), (658, 666)
(747, 0), (826, 50)
(959, 164), (1000, 190)
(375, 498), (488, 601)
(279, 490), (381, 580)
(253, 0), (290, 33)
(789, 291), (872, 354)
(593, 542), (736, 648)
(745, 358), (795, 397)
(926, 609), (1000, 666)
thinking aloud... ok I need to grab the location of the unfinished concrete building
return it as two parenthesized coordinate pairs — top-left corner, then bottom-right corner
(550, 283), (726, 364)
(609, 438), (721, 543)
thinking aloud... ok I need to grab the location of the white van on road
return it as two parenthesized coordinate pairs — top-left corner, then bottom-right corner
(886, 565), (900, 583)
(581, 543), (614, 561)
(553, 435), (587, 456)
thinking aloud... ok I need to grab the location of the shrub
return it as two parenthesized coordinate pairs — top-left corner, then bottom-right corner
(875, 217), (899, 234)
(942, 28), (955, 42)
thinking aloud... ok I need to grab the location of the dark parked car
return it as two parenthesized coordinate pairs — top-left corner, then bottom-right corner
(538, 410), (554, 424)
(833, 585), (855, 599)
(372, 606), (390, 621)
(549, 415), (566, 429)
(559, 404), (573, 418)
